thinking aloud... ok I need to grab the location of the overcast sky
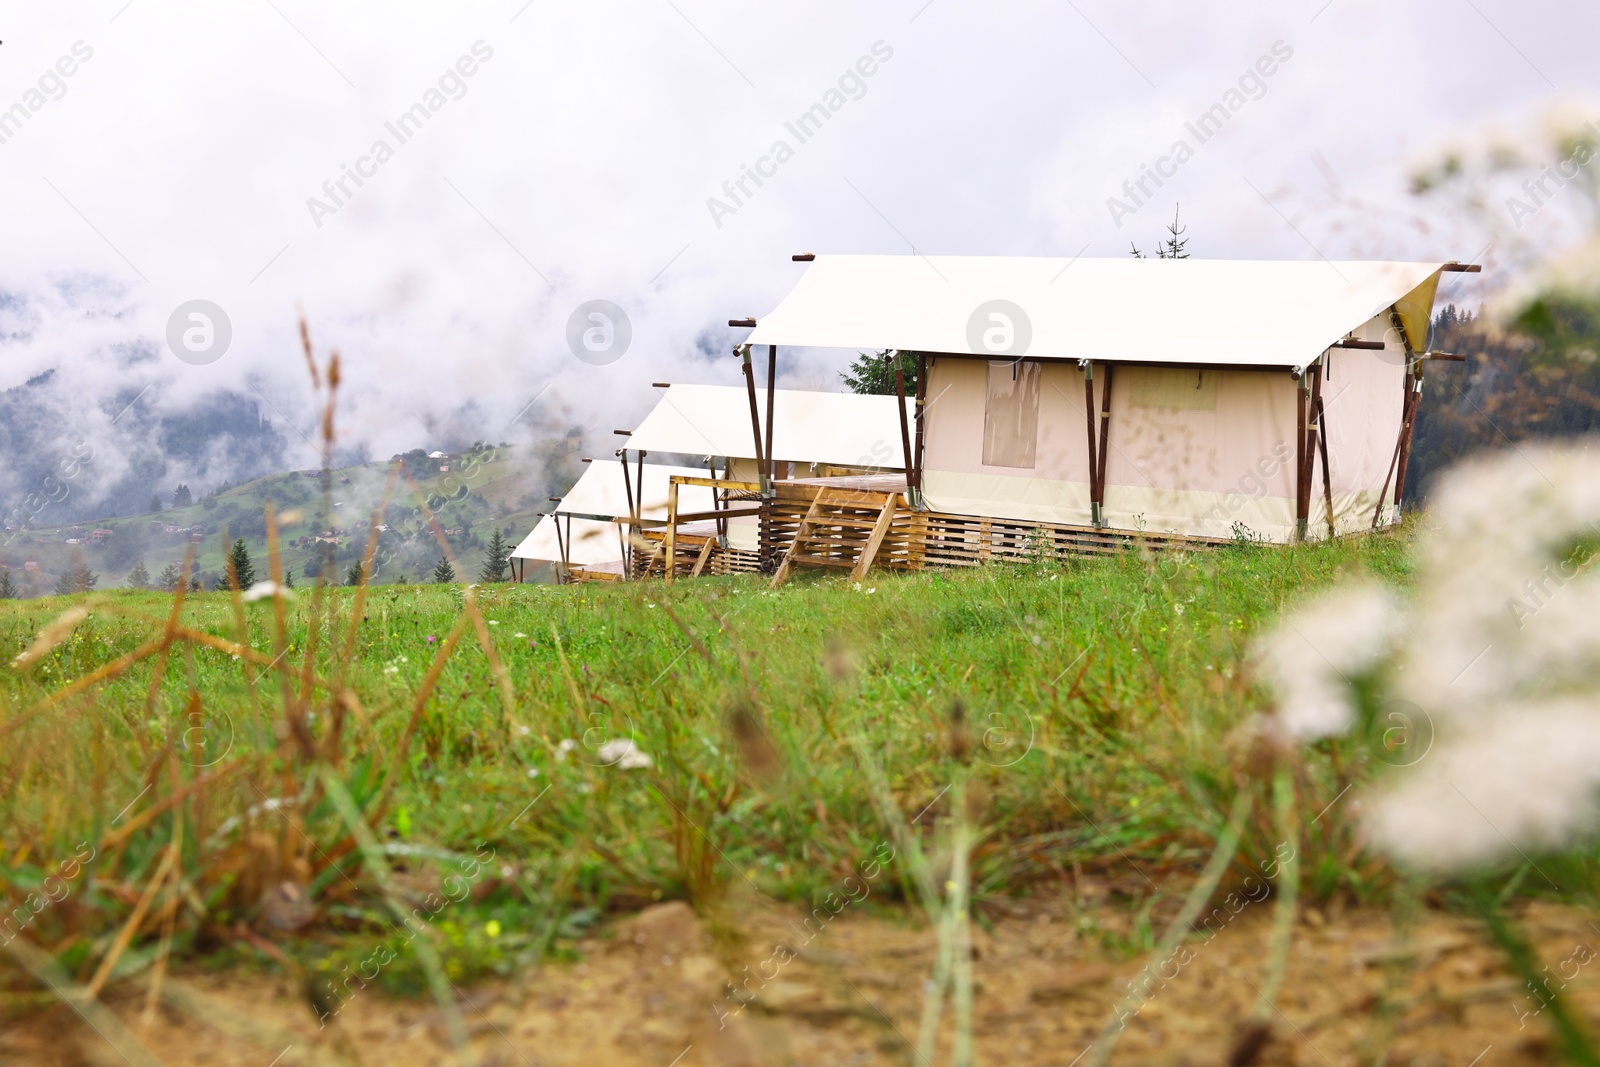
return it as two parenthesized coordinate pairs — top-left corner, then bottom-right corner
(1, 0), (1595, 473)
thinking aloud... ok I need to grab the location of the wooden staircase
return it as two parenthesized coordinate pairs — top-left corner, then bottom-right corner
(771, 487), (901, 588)
(637, 531), (718, 580)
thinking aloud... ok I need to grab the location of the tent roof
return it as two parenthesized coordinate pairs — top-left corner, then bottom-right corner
(510, 460), (715, 564)
(745, 255), (1449, 370)
(629, 384), (912, 468)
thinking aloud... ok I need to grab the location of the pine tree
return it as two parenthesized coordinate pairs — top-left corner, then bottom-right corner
(842, 349), (920, 395)
(346, 561), (365, 587)
(1129, 204), (1191, 259)
(172, 484), (193, 509)
(149, 494), (163, 513)
(226, 537), (256, 591)
(127, 561), (152, 589)
(283, 568), (295, 589)
(478, 530), (511, 583)
(0, 569), (14, 599)
(54, 562), (99, 596)
(432, 557), (457, 584)
(157, 564), (182, 592)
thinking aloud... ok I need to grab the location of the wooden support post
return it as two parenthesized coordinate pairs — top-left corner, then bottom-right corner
(664, 479), (678, 583)
(914, 352), (927, 503)
(1316, 392), (1336, 540)
(894, 360), (915, 503)
(1393, 375), (1422, 516)
(1096, 363), (1114, 526)
(1371, 379), (1415, 530)
(554, 515), (568, 583)
(765, 344), (777, 486)
(619, 450), (635, 571)
(1295, 371), (1309, 542)
(740, 347), (768, 495)
(1082, 363), (1101, 526)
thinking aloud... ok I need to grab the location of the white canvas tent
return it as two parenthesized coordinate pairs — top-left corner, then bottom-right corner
(743, 254), (1470, 543)
(628, 384), (912, 474)
(619, 384), (914, 552)
(510, 460), (715, 576)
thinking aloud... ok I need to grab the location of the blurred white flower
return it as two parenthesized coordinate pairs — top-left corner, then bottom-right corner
(242, 581), (292, 603)
(556, 738), (577, 761)
(1401, 441), (1600, 714)
(1252, 583), (1402, 741)
(596, 738), (653, 770)
(1364, 701), (1600, 872)
(1257, 440), (1600, 875)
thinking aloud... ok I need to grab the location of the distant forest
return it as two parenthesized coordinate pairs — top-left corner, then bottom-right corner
(1406, 304), (1600, 503)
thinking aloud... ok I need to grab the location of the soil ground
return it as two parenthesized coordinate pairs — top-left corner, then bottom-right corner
(5, 896), (1597, 1067)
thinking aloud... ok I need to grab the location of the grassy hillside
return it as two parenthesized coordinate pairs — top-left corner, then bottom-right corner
(0, 528), (1480, 1001)
(0, 440), (581, 594)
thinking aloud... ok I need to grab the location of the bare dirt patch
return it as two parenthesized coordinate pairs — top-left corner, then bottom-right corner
(4, 898), (1594, 1066)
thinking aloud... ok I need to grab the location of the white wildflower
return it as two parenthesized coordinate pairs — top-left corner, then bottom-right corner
(1401, 442), (1600, 715)
(527, 767), (540, 778)
(1257, 440), (1600, 875)
(596, 738), (653, 770)
(1364, 700), (1600, 873)
(556, 738), (578, 761)
(1251, 582), (1402, 741)
(242, 580), (292, 603)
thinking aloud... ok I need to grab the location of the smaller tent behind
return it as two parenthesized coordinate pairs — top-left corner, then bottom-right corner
(511, 460), (715, 579)
(625, 384), (913, 552)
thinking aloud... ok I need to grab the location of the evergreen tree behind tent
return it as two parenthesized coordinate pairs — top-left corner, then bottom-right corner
(54, 562), (98, 596)
(842, 349), (920, 395)
(226, 537), (255, 591)
(127, 561), (151, 589)
(0, 570), (13, 599)
(432, 557), (456, 583)
(346, 561), (364, 587)
(479, 530), (511, 583)
(1129, 204), (1190, 259)
(157, 564), (182, 592)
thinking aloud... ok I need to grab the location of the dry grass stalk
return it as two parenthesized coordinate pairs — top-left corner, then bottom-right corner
(1, 936), (169, 1067)
(84, 843), (177, 1000)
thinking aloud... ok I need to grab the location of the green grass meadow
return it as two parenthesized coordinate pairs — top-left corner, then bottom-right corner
(4, 525), (1537, 1003)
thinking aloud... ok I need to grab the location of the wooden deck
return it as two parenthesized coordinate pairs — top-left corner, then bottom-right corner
(553, 472), (1226, 584)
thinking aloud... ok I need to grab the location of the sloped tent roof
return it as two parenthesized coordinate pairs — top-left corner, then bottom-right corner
(511, 460), (716, 566)
(629, 385), (914, 468)
(746, 255), (1447, 370)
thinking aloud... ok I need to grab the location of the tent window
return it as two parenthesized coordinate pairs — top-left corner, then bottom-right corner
(1127, 367), (1218, 411)
(982, 360), (1040, 468)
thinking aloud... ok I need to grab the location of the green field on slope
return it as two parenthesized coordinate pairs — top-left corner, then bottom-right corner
(10, 527), (1570, 997)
